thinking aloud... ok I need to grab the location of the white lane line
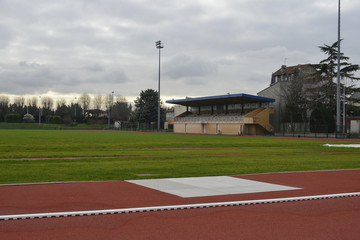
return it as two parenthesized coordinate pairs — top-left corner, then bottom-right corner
(1, 192), (359, 221)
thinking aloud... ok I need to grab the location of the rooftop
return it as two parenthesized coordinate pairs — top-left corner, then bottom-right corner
(166, 93), (275, 107)
(272, 64), (312, 76)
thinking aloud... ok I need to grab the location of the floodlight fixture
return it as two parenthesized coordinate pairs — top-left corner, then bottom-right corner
(156, 41), (163, 49)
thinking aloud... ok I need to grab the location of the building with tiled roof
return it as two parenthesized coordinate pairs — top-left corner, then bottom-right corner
(270, 64), (316, 85)
(258, 64), (318, 130)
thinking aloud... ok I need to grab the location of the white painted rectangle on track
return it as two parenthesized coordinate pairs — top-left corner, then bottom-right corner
(127, 176), (301, 198)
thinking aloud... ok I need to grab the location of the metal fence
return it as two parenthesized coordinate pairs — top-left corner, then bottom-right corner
(277, 122), (358, 139)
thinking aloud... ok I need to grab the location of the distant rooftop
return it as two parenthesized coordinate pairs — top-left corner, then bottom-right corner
(272, 64), (312, 76)
(166, 93), (275, 107)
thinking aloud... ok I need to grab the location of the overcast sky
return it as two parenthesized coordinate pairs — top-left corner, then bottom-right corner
(1, 0), (359, 104)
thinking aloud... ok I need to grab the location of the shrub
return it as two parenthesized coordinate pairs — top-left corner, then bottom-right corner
(5, 113), (22, 123)
(62, 115), (78, 126)
(46, 115), (62, 124)
(62, 115), (73, 125)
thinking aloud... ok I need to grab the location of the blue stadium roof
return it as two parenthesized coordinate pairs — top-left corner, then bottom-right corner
(166, 93), (275, 107)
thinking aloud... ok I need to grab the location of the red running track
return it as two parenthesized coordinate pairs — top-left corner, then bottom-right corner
(0, 170), (359, 239)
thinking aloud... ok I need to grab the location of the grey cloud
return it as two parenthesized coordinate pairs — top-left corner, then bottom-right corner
(82, 63), (105, 72)
(1, 61), (128, 95)
(102, 69), (128, 84)
(18, 61), (42, 68)
(0, 0), (359, 98)
(164, 54), (217, 80)
(1, 65), (65, 94)
(0, 24), (14, 49)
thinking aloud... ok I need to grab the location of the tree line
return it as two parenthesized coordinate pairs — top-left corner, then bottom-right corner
(0, 89), (166, 128)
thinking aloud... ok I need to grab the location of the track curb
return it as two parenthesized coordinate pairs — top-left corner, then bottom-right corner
(1, 192), (359, 221)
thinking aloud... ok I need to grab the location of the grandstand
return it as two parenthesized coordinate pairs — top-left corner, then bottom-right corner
(166, 93), (275, 135)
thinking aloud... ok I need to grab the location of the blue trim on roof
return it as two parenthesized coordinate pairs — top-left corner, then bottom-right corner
(166, 93), (275, 105)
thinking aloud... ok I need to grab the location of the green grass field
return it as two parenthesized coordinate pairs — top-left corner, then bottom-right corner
(0, 129), (359, 184)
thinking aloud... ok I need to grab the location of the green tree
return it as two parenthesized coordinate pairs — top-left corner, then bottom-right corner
(5, 113), (22, 123)
(70, 102), (84, 123)
(55, 98), (70, 118)
(133, 89), (165, 127)
(311, 40), (360, 111)
(0, 95), (10, 122)
(307, 40), (359, 133)
(112, 97), (132, 122)
(309, 107), (335, 133)
(46, 115), (62, 124)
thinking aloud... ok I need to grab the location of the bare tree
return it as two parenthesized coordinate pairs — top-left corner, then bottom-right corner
(104, 94), (113, 110)
(93, 95), (103, 118)
(11, 96), (26, 116)
(41, 96), (54, 110)
(56, 98), (67, 108)
(0, 95), (10, 107)
(41, 96), (54, 118)
(93, 95), (103, 110)
(27, 97), (38, 108)
(14, 96), (25, 108)
(283, 72), (308, 130)
(26, 97), (38, 116)
(116, 96), (127, 103)
(79, 93), (91, 117)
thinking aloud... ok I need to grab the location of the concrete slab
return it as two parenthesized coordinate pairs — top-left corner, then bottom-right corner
(127, 176), (301, 198)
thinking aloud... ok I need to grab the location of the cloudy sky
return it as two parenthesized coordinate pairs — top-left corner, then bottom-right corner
(1, 0), (359, 104)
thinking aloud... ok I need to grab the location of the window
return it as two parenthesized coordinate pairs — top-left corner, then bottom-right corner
(244, 103), (258, 109)
(228, 104), (241, 110)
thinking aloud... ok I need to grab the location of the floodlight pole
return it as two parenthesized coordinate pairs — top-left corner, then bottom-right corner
(108, 91), (114, 129)
(336, 0), (341, 135)
(156, 40), (164, 130)
(74, 97), (77, 121)
(343, 78), (346, 133)
(38, 96), (41, 125)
